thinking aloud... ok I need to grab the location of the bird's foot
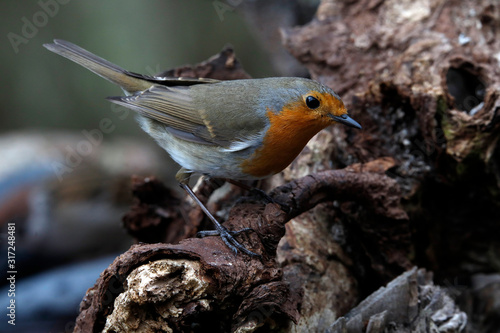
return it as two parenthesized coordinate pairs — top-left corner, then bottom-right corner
(179, 178), (262, 258)
(197, 226), (261, 258)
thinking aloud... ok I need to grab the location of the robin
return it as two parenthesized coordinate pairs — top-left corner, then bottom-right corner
(44, 39), (361, 257)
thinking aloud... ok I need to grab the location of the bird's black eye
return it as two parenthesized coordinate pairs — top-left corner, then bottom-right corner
(305, 96), (320, 109)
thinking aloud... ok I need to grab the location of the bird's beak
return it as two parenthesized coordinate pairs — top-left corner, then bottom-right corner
(329, 114), (362, 129)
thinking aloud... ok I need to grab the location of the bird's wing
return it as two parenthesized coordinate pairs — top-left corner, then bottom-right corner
(107, 85), (233, 147)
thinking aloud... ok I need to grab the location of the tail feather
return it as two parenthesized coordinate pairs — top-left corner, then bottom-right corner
(43, 39), (152, 93)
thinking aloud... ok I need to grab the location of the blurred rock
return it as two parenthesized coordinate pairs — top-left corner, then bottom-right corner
(0, 131), (176, 278)
(0, 255), (118, 333)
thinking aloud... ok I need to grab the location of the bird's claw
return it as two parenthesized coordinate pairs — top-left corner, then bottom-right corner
(197, 227), (254, 237)
(197, 227), (261, 258)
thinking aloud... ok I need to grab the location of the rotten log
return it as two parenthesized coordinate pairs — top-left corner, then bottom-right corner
(329, 267), (467, 333)
(75, 163), (408, 332)
(279, 0), (500, 331)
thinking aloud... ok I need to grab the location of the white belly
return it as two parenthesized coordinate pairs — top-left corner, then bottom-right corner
(137, 117), (261, 180)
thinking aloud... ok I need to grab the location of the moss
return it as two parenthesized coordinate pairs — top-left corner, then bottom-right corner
(438, 108), (456, 142)
(435, 95), (448, 119)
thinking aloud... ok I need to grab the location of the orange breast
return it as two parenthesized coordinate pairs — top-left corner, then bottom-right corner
(240, 102), (331, 178)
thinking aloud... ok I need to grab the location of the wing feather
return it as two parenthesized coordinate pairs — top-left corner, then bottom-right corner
(106, 80), (276, 152)
(106, 85), (227, 146)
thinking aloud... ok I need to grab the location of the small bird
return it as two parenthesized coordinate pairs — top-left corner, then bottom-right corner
(44, 39), (361, 257)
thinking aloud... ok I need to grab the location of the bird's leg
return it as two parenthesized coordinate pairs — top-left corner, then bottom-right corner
(175, 168), (261, 258)
(224, 179), (289, 211)
(180, 183), (260, 258)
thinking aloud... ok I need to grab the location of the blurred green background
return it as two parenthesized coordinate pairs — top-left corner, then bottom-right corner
(1, 0), (276, 136)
